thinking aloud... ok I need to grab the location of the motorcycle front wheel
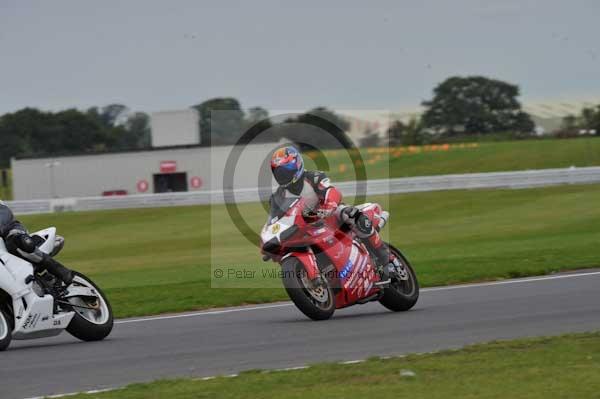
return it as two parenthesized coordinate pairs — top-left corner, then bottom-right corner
(0, 307), (12, 351)
(378, 244), (420, 312)
(281, 257), (335, 321)
(66, 272), (114, 341)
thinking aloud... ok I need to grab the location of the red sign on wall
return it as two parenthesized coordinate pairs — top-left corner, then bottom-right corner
(190, 176), (203, 189)
(137, 180), (149, 193)
(160, 160), (177, 173)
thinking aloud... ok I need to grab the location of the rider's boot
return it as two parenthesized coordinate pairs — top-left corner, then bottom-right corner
(11, 233), (74, 290)
(40, 254), (74, 287)
(362, 232), (392, 287)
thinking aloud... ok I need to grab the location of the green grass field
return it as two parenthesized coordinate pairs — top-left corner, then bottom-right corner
(19, 183), (600, 318)
(69, 332), (600, 399)
(306, 137), (600, 181)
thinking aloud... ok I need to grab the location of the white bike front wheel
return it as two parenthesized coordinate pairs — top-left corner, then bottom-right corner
(66, 272), (114, 342)
(0, 307), (13, 351)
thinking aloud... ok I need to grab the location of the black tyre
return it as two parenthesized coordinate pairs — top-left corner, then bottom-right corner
(281, 257), (335, 320)
(0, 307), (12, 351)
(66, 272), (114, 341)
(378, 244), (419, 312)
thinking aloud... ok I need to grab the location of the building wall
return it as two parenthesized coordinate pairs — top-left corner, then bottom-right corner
(150, 109), (200, 147)
(11, 143), (280, 200)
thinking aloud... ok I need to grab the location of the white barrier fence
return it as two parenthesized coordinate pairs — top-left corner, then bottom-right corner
(6, 166), (600, 215)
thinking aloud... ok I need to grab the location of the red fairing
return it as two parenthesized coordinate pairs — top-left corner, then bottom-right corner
(261, 197), (387, 309)
(323, 186), (342, 209)
(288, 251), (320, 280)
(315, 186), (342, 217)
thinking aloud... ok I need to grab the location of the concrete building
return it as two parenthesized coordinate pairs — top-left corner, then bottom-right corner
(150, 109), (200, 147)
(11, 107), (284, 200)
(11, 143), (279, 200)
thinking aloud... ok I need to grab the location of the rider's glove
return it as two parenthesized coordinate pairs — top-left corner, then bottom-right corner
(9, 232), (37, 253)
(340, 206), (359, 224)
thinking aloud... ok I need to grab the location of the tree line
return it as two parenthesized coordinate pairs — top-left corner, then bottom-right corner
(559, 105), (600, 137)
(0, 104), (151, 168)
(4, 75), (586, 167)
(0, 99), (351, 167)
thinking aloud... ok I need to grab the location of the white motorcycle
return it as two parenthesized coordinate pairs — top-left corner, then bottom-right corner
(0, 227), (113, 351)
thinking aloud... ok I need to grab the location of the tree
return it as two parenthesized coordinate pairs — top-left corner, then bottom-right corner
(87, 104), (129, 128)
(246, 107), (269, 125)
(387, 120), (406, 147)
(118, 112), (151, 149)
(0, 106), (152, 167)
(191, 98), (245, 146)
(560, 104), (600, 135)
(387, 118), (425, 146)
(243, 107), (275, 143)
(0, 107), (112, 166)
(421, 76), (535, 135)
(276, 107), (353, 151)
(359, 128), (381, 148)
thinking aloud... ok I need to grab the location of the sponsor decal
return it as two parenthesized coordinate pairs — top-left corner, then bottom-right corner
(271, 224), (280, 234)
(349, 245), (359, 264)
(339, 260), (353, 279)
(344, 253), (368, 289)
(22, 313), (40, 330)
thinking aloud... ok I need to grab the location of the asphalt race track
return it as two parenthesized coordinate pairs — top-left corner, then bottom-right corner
(2, 270), (600, 399)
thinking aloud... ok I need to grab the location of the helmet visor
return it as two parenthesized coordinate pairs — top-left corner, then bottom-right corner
(273, 166), (297, 186)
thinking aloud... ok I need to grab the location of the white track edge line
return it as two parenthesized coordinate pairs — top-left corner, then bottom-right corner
(421, 270), (600, 292)
(114, 270), (600, 325)
(24, 387), (119, 399)
(115, 303), (292, 324)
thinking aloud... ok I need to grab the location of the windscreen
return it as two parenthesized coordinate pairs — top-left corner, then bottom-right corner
(268, 196), (300, 221)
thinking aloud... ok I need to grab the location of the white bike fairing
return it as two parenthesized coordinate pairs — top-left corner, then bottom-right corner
(0, 230), (75, 340)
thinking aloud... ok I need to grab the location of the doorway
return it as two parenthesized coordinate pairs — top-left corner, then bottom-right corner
(153, 173), (188, 193)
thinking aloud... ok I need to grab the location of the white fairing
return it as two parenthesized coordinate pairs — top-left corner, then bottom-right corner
(31, 227), (57, 255)
(261, 214), (296, 243)
(0, 229), (75, 340)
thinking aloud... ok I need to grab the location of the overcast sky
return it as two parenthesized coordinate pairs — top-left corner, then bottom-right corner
(1, 0), (599, 115)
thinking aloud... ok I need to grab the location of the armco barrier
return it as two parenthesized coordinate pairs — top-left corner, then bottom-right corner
(6, 166), (600, 215)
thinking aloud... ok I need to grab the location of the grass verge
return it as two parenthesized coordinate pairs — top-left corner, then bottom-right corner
(16, 183), (600, 318)
(70, 332), (600, 399)
(307, 137), (600, 181)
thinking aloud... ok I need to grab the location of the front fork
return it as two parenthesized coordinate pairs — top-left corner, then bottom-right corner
(386, 243), (409, 281)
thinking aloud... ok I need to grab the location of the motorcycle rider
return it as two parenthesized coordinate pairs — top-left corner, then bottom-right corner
(0, 200), (74, 285)
(269, 146), (398, 286)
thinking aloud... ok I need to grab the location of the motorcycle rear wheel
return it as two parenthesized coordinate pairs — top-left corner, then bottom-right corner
(378, 245), (419, 312)
(281, 257), (335, 321)
(66, 272), (114, 341)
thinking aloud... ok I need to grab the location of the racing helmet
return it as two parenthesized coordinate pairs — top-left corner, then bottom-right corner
(270, 146), (304, 187)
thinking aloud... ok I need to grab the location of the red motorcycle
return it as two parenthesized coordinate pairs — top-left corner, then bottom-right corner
(261, 197), (419, 320)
